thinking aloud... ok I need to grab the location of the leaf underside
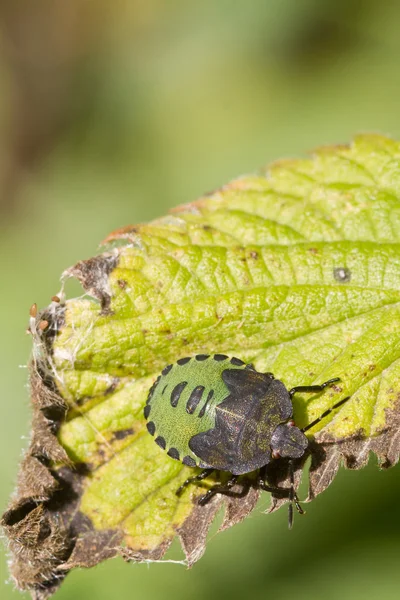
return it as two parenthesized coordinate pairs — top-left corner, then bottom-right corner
(3, 134), (400, 598)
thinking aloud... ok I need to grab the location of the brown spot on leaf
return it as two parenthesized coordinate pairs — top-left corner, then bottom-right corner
(65, 254), (118, 314)
(112, 428), (134, 441)
(105, 379), (120, 396)
(101, 225), (139, 245)
(97, 447), (106, 460)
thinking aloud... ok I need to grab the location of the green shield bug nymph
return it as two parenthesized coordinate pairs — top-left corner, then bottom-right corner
(144, 354), (349, 527)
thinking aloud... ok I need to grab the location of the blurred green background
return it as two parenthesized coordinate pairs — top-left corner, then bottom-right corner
(2, 1), (400, 598)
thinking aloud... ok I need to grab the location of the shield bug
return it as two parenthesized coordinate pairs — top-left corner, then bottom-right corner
(144, 354), (348, 527)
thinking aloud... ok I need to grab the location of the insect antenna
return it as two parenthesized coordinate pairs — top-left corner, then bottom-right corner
(288, 395), (350, 527)
(288, 460), (304, 529)
(301, 396), (350, 433)
(288, 460), (294, 529)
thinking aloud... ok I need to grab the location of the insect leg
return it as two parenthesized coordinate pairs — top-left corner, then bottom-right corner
(198, 475), (242, 506)
(258, 464), (304, 528)
(301, 396), (350, 433)
(176, 468), (214, 497)
(289, 377), (340, 398)
(288, 460), (304, 529)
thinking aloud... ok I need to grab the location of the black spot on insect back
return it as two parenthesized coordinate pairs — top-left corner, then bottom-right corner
(146, 421), (156, 436)
(195, 354), (209, 361)
(183, 455), (197, 467)
(198, 389), (214, 418)
(144, 405), (151, 419)
(155, 436), (166, 450)
(167, 447), (180, 460)
(214, 354), (228, 361)
(162, 364), (173, 376)
(170, 381), (188, 407)
(333, 267), (351, 283)
(177, 357), (191, 366)
(230, 357), (245, 366)
(146, 375), (161, 404)
(186, 386), (205, 414)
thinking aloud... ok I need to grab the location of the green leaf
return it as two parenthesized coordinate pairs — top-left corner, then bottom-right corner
(3, 134), (400, 598)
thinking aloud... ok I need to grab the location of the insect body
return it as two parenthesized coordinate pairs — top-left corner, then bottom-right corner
(144, 354), (347, 526)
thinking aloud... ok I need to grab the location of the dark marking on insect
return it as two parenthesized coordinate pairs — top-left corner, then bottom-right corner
(186, 386), (205, 414)
(162, 384), (168, 395)
(146, 421), (155, 436)
(144, 355), (350, 528)
(183, 455), (197, 467)
(162, 364), (173, 376)
(170, 381), (188, 407)
(51, 295), (60, 303)
(198, 389), (214, 418)
(177, 357), (191, 366)
(214, 354), (228, 361)
(167, 447), (180, 460)
(333, 267), (351, 283)
(196, 354), (209, 361)
(113, 428), (134, 440)
(155, 436), (166, 449)
(146, 376), (161, 404)
(144, 405), (151, 419)
(230, 357), (245, 366)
